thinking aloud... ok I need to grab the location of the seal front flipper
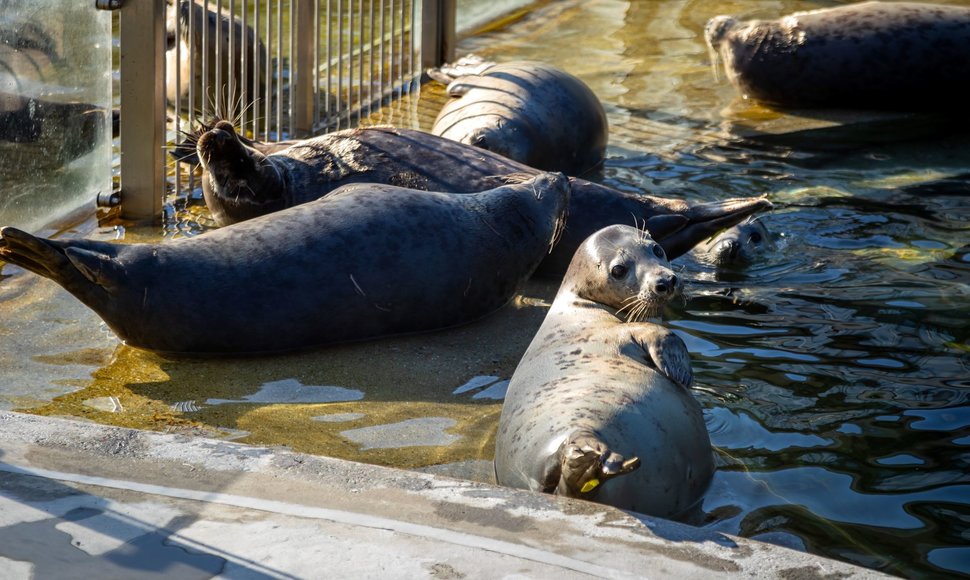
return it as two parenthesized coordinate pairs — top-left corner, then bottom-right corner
(635, 326), (693, 389)
(547, 431), (641, 498)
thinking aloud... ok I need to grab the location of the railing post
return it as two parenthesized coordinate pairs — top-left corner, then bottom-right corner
(291, 0), (315, 137)
(118, 0), (166, 222)
(421, 0), (455, 70)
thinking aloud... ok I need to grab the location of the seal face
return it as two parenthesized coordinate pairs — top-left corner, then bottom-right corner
(0, 173), (568, 355)
(706, 1), (970, 110)
(691, 217), (772, 266)
(495, 225), (714, 519)
(431, 59), (608, 176)
(193, 123), (772, 276)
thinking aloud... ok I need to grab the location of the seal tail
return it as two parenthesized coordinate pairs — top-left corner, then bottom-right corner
(544, 431), (641, 498)
(0, 227), (122, 296)
(659, 196), (772, 260)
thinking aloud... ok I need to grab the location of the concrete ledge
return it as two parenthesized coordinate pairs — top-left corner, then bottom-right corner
(0, 411), (890, 578)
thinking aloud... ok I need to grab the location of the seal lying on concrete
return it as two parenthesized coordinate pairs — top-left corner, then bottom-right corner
(0, 173), (568, 356)
(691, 217), (772, 267)
(705, 2), (970, 110)
(430, 57), (608, 175)
(196, 121), (771, 276)
(495, 225), (713, 519)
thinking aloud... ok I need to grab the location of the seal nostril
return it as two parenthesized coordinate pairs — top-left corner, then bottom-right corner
(655, 281), (668, 294)
(670, 274), (678, 288)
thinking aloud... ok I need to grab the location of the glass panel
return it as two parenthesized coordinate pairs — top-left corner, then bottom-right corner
(0, 1), (111, 232)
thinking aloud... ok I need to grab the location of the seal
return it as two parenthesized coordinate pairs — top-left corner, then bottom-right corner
(0, 173), (568, 355)
(705, 2), (970, 110)
(494, 225), (713, 519)
(165, 0), (267, 115)
(196, 121), (772, 276)
(430, 57), (608, 175)
(690, 217), (771, 267)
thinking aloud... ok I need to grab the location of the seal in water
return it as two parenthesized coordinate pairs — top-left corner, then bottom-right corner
(691, 217), (771, 267)
(494, 225), (713, 518)
(430, 57), (608, 175)
(0, 173), (568, 355)
(165, 0), (268, 115)
(195, 121), (771, 276)
(705, 2), (970, 110)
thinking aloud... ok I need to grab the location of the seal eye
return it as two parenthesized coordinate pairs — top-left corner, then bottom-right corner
(749, 232), (763, 244)
(652, 245), (665, 259)
(610, 264), (628, 279)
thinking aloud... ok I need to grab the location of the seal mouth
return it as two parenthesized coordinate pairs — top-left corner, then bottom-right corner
(614, 290), (676, 323)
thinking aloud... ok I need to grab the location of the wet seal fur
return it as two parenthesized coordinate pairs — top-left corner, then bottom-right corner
(705, 1), (970, 110)
(691, 217), (772, 267)
(0, 173), (568, 356)
(196, 121), (772, 277)
(430, 58), (608, 175)
(495, 225), (713, 518)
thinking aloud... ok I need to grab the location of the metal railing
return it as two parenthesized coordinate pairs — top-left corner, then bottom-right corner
(105, 0), (455, 222)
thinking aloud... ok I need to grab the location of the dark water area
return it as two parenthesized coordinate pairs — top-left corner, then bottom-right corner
(2, 0), (969, 577)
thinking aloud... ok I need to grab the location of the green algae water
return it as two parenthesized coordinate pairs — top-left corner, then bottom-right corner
(2, 1), (969, 577)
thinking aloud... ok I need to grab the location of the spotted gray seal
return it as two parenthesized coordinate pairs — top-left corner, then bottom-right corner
(691, 217), (772, 267)
(705, 2), (970, 110)
(430, 58), (608, 175)
(494, 225), (714, 518)
(0, 173), (568, 355)
(196, 121), (771, 277)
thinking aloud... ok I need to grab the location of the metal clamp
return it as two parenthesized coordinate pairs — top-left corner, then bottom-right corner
(95, 0), (123, 10)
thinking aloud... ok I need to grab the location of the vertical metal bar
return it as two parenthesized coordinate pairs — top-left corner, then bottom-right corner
(276, 0), (282, 138)
(357, 0), (364, 123)
(337, 0), (343, 130)
(292, 0), (314, 136)
(263, 0), (270, 139)
(326, 0), (333, 126)
(347, 0), (354, 124)
(173, 1), (182, 196)
(314, 0), (320, 130)
(119, 0), (166, 222)
(202, 0), (210, 119)
(398, 0), (404, 92)
(229, 0), (236, 120)
(379, 0), (385, 103)
(388, 0), (394, 97)
(241, 0), (248, 130)
(252, 0), (260, 136)
(421, 0), (454, 70)
(215, 0), (223, 117)
(187, 0), (197, 191)
(368, 0), (375, 116)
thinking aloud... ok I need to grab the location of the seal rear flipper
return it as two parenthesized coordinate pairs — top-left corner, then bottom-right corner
(0, 227), (73, 280)
(554, 432), (641, 498)
(660, 196), (772, 259)
(0, 227), (122, 294)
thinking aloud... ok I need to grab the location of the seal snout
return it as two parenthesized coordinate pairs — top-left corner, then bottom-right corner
(654, 272), (679, 296)
(196, 121), (242, 168)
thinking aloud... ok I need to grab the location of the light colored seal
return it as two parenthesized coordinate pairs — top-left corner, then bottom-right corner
(705, 2), (970, 110)
(691, 217), (772, 266)
(494, 225), (714, 519)
(194, 121), (772, 276)
(0, 173), (568, 356)
(430, 58), (608, 175)
(165, 0), (268, 115)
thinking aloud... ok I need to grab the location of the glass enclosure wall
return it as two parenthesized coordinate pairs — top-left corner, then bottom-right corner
(0, 1), (111, 232)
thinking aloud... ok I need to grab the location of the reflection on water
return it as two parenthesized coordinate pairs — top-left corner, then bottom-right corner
(1, 0), (969, 576)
